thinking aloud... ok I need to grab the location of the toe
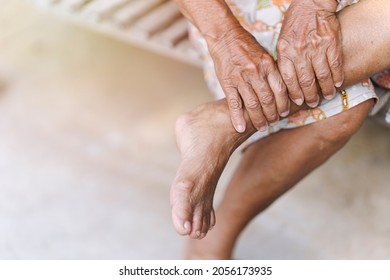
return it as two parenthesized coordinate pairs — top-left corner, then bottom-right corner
(189, 207), (203, 239)
(171, 212), (192, 236)
(200, 209), (211, 238)
(170, 179), (195, 236)
(210, 209), (216, 230)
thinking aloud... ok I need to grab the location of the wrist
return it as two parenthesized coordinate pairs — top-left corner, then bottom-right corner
(175, 0), (245, 55)
(207, 24), (245, 56)
(198, 12), (242, 49)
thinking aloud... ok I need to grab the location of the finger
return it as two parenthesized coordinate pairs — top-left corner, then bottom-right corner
(250, 75), (279, 125)
(294, 60), (320, 107)
(327, 38), (344, 88)
(225, 87), (246, 133)
(278, 57), (305, 106)
(238, 83), (268, 131)
(267, 67), (290, 117)
(312, 54), (336, 100)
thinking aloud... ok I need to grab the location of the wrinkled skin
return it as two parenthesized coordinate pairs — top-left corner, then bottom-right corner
(277, 0), (344, 107)
(209, 27), (289, 132)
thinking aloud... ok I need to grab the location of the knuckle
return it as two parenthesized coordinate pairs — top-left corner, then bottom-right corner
(266, 112), (279, 123)
(276, 39), (290, 53)
(274, 79), (287, 95)
(317, 35), (330, 44)
(281, 74), (295, 86)
(221, 78), (234, 87)
(259, 92), (275, 105)
(311, 35), (323, 47)
(228, 97), (243, 111)
(316, 71), (331, 81)
(295, 40), (307, 52)
(245, 62), (257, 71)
(255, 119), (267, 129)
(325, 35), (336, 44)
(299, 77), (315, 88)
(330, 58), (342, 69)
(261, 54), (275, 66)
(260, 56), (276, 74)
(245, 97), (261, 110)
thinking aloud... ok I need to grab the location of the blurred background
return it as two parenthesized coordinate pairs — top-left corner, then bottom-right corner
(0, 0), (389, 259)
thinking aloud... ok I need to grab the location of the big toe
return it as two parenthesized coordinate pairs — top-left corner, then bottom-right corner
(170, 179), (195, 236)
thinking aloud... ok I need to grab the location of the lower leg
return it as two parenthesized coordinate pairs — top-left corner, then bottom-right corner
(184, 100), (374, 259)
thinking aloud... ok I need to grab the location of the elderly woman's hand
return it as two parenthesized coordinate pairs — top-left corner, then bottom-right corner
(209, 27), (289, 132)
(277, 0), (344, 107)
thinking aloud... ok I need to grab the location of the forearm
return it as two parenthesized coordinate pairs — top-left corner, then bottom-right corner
(174, 0), (242, 49)
(339, 0), (390, 87)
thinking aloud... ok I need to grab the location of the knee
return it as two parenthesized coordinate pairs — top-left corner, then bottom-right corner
(321, 115), (358, 147)
(315, 100), (374, 149)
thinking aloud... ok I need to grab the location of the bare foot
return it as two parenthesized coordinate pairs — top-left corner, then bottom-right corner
(170, 99), (253, 239)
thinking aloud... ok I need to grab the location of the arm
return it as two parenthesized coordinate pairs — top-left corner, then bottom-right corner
(173, 0), (240, 45)
(174, 0), (289, 132)
(339, 0), (390, 86)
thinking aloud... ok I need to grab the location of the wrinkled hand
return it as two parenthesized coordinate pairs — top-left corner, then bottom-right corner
(210, 27), (289, 133)
(277, 0), (344, 107)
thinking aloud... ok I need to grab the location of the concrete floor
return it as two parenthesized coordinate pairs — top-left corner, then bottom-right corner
(0, 0), (389, 259)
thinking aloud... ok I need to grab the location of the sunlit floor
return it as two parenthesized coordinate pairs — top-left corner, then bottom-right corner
(0, 0), (389, 259)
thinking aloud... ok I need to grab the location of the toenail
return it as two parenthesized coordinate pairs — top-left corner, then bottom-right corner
(183, 221), (191, 231)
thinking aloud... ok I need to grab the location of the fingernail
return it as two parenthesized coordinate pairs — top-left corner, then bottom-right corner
(293, 98), (304, 106)
(196, 231), (201, 237)
(307, 100), (319, 108)
(324, 90), (336, 100)
(183, 221), (191, 231)
(236, 124), (245, 133)
(259, 125), (268, 132)
(335, 81), (343, 88)
(270, 120), (279, 127)
(280, 110), (290, 118)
